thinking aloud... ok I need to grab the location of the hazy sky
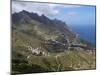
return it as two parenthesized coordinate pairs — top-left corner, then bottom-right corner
(12, 1), (96, 26)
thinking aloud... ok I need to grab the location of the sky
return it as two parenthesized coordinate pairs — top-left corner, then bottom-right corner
(12, 1), (96, 26)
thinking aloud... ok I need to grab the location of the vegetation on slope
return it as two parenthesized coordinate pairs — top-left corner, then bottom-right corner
(11, 10), (96, 74)
(12, 50), (96, 74)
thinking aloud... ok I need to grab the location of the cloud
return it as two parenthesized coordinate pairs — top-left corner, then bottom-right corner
(67, 12), (78, 16)
(62, 5), (82, 8)
(12, 1), (82, 17)
(12, 1), (59, 17)
(48, 4), (82, 9)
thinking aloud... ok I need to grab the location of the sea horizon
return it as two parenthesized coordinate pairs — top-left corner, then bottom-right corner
(69, 24), (96, 45)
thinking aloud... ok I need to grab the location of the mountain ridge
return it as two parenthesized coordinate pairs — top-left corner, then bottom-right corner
(12, 10), (96, 74)
(12, 10), (95, 52)
(12, 10), (76, 41)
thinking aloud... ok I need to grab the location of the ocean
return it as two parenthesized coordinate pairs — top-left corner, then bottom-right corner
(69, 25), (96, 45)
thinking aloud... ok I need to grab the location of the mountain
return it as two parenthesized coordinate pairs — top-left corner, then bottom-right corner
(12, 10), (96, 74)
(12, 10), (76, 39)
(12, 10), (79, 52)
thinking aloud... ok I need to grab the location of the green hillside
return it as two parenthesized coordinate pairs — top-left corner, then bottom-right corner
(11, 10), (96, 74)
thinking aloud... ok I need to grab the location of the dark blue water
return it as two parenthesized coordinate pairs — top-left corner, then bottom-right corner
(69, 25), (96, 45)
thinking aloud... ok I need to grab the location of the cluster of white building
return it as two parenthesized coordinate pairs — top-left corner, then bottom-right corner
(26, 46), (49, 56)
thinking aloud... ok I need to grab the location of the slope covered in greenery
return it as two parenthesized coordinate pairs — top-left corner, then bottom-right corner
(11, 10), (96, 74)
